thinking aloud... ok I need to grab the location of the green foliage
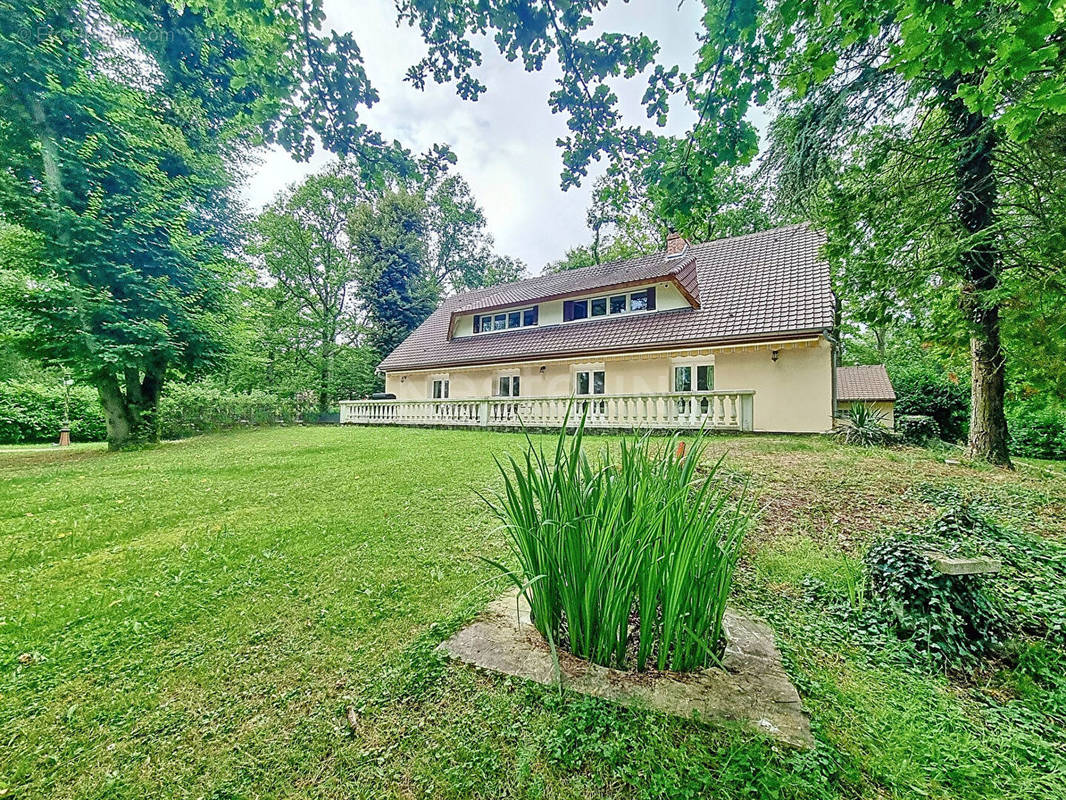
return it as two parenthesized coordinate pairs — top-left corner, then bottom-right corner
(485, 415), (751, 672)
(644, 154), (775, 242)
(1008, 404), (1066, 461)
(891, 363), (971, 443)
(0, 380), (105, 443)
(422, 171), (526, 294)
(352, 191), (437, 361)
(832, 402), (895, 447)
(398, 0), (666, 188)
(156, 383), (315, 440)
(0, 380), (310, 444)
(0, 0), (420, 448)
(839, 328), (972, 444)
(330, 345), (383, 399)
(912, 490), (1066, 645)
(866, 536), (1007, 670)
(545, 236), (653, 274)
(250, 167), (365, 413)
(896, 415), (940, 446)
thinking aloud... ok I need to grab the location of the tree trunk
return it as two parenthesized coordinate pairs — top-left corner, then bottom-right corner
(25, 92), (72, 248)
(873, 326), (886, 361)
(318, 333), (332, 415)
(96, 368), (164, 450)
(946, 84), (1012, 467)
(966, 302), (1010, 464)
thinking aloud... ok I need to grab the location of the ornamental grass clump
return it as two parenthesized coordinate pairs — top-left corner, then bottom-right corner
(484, 416), (752, 672)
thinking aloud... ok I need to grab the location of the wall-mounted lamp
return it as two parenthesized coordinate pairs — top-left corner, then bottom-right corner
(771, 349), (780, 363)
(539, 365), (547, 373)
(400, 375), (407, 382)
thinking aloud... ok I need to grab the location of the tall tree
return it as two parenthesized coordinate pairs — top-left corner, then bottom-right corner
(351, 191), (436, 360)
(251, 168), (364, 414)
(755, 1), (1066, 466)
(0, 0), (411, 448)
(422, 173), (525, 295)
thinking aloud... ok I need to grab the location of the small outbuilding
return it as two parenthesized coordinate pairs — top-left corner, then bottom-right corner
(836, 365), (896, 427)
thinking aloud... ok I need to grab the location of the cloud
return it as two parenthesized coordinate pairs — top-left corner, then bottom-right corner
(240, 0), (703, 274)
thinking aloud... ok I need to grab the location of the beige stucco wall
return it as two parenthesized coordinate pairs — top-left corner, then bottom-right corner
(836, 400), (895, 428)
(713, 339), (834, 433)
(451, 281), (691, 338)
(382, 335), (835, 433)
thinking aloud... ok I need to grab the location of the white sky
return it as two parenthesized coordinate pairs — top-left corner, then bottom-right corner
(240, 0), (705, 274)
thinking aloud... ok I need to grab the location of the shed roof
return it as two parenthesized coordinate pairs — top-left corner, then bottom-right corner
(836, 365), (896, 402)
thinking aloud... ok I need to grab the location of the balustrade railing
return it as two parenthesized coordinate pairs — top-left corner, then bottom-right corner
(340, 391), (754, 431)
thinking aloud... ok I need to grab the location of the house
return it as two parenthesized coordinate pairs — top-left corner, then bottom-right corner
(835, 365), (897, 427)
(341, 223), (846, 433)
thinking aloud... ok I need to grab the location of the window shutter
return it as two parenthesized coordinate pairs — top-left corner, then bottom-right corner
(563, 300), (574, 322)
(646, 286), (656, 310)
(472, 316), (480, 333)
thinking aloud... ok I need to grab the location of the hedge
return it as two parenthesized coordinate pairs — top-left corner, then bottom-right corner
(157, 383), (311, 440)
(1008, 405), (1066, 461)
(0, 381), (107, 443)
(0, 381), (313, 444)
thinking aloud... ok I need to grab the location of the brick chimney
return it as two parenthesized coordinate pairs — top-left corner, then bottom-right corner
(665, 228), (687, 258)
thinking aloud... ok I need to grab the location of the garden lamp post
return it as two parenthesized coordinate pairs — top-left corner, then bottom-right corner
(58, 377), (74, 447)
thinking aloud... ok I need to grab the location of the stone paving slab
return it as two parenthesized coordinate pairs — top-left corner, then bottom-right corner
(923, 551), (1003, 575)
(438, 591), (814, 749)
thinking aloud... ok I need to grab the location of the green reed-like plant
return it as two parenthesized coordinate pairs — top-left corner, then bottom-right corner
(483, 411), (752, 672)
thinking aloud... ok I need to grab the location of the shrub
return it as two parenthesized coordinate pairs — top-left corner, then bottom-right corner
(485, 415), (752, 672)
(832, 402), (896, 447)
(157, 383), (313, 439)
(896, 414), (940, 446)
(890, 364), (970, 442)
(865, 535), (1007, 669)
(1007, 404), (1066, 461)
(0, 380), (106, 443)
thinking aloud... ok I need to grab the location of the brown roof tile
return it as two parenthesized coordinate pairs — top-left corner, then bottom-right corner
(836, 365), (896, 401)
(380, 223), (836, 371)
(450, 252), (699, 313)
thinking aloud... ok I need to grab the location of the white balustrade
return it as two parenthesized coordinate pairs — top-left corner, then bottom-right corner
(340, 391), (755, 432)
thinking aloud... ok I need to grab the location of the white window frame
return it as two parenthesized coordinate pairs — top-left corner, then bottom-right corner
(430, 375), (450, 400)
(672, 364), (714, 393)
(474, 306), (538, 334)
(572, 364), (606, 396)
(562, 288), (657, 324)
(494, 369), (521, 397)
(670, 358), (714, 414)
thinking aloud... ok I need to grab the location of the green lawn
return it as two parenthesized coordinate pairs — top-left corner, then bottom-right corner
(2, 427), (1064, 799)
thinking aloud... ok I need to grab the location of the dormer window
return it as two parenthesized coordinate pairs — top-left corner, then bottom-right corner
(474, 306), (538, 333)
(564, 287), (656, 322)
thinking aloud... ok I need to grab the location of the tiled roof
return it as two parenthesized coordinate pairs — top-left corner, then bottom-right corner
(379, 223), (836, 372)
(836, 365), (896, 402)
(450, 252), (699, 313)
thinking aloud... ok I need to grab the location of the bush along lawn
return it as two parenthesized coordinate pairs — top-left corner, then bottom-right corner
(1, 426), (1065, 799)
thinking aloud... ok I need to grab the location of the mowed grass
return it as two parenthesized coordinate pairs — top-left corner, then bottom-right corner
(1, 427), (1064, 799)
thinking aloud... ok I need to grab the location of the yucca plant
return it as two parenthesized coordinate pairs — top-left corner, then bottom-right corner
(834, 402), (894, 447)
(483, 410), (752, 672)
